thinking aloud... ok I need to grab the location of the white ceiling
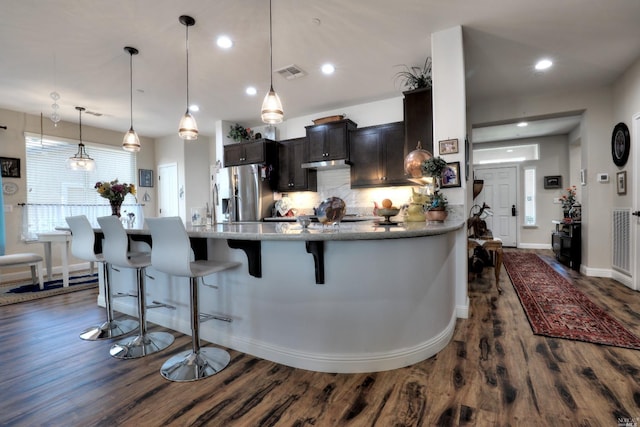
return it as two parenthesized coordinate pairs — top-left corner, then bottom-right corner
(0, 0), (639, 141)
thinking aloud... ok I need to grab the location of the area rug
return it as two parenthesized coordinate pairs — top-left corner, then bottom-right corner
(503, 252), (640, 350)
(0, 273), (98, 306)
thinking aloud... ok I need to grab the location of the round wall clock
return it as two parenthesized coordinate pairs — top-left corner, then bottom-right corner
(2, 181), (18, 195)
(611, 122), (630, 167)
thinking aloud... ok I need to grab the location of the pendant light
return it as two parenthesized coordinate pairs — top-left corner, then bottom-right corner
(261, 0), (284, 124)
(178, 15), (198, 140)
(122, 46), (141, 152)
(67, 106), (96, 171)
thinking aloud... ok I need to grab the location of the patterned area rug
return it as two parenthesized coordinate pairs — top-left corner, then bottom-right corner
(0, 273), (98, 306)
(503, 252), (640, 350)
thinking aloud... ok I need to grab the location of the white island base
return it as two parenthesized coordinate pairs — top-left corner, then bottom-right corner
(100, 223), (459, 373)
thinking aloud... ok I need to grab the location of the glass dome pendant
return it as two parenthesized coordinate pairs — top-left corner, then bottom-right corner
(261, 0), (283, 124)
(178, 15), (198, 140)
(122, 46), (141, 152)
(67, 107), (96, 171)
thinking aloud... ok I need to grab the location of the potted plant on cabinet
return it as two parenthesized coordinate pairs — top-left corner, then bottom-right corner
(394, 57), (432, 91)
(227, 123), (253, 142)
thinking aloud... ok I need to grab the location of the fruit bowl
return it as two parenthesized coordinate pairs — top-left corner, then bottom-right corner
(377, 208), (400, 225)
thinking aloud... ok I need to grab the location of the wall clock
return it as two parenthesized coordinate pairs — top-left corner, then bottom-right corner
(611, 122), (630, 167)
(2, 181), (18, 195)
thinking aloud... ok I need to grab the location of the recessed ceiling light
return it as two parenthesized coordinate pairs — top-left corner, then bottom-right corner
(216, 35), (233, 49)
(321, 63), (335, 75)
(189, 104), (199, 112)
(246, 86), (257, 96)
(517, 122), (528, 127)
(506, 149), (514, 153)
(535, 59), (553, 71)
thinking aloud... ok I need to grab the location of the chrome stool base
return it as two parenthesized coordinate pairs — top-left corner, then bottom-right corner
(160, 347), (231, 382)
(79, 319), (138, 341)
(109, 331), (174, 359)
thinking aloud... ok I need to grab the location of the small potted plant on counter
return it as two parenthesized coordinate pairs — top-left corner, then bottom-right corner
(425, 190), (448, 223)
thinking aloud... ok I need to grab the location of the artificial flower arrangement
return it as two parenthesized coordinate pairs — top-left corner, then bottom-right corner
(227, 123), (253, 142)
(560, 185), (577, 212)
(95, 179), (136, 203)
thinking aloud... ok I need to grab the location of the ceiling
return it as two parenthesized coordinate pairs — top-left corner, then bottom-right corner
(1, 0), (639, 141)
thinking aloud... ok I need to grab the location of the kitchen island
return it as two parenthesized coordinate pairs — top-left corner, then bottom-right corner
(101, 219), (464, 373)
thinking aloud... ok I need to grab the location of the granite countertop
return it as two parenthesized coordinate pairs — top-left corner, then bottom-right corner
(176, 220), (464, 241)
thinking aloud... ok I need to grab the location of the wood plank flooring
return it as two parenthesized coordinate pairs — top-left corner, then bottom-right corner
(2, 249), (640, 426)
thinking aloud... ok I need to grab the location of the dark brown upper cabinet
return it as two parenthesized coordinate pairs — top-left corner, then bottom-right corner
(349, 121), (409, 188)
(404, 88), (433, 154)
(277, 137), (317, 192)
(305, 119), (357, 162)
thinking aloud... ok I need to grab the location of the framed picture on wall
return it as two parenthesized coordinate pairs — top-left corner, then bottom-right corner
(139, 169), (154, 188)
(441, 162), (461, 188)
(617, 171), (627, 195)
(439, 138), (459, 155)
(543, 175), (562, 189)
(0, 157), (20, 178)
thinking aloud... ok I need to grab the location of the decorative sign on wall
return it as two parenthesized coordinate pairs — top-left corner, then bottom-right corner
(611, 122), (630, 167)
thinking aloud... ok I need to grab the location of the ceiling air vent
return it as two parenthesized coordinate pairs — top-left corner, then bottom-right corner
(275, 64), (306, 80)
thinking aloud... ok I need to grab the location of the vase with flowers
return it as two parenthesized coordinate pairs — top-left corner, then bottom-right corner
(95, 179), (136, 217)
(560, 186), (577, 219)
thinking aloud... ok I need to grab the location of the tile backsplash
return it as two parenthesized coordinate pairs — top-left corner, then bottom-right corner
(275, 168), (462, 220)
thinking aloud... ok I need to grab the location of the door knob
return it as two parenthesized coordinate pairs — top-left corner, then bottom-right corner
(632, 211), (640, 217)
(512, 205), (517, 216)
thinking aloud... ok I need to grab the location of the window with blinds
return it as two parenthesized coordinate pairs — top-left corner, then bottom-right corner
(23, 134), (138, 237)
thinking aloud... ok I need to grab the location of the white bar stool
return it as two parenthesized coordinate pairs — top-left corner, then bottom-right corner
(146, 216), (240, 382)
(66, 215), (138, 340)
(98, 215), (174, 359)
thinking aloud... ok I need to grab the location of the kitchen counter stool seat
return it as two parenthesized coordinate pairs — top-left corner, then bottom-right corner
(98, 215), (174, 359)
(146, 216), (240, 382)
(66, 215), (138, 340)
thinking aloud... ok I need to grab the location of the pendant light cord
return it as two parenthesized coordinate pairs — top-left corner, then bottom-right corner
(129, 52), (134, 128)
(185, 23), (190, 109)
(269, 0), (273, 88)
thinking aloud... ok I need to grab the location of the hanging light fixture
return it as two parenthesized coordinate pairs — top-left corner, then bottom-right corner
(122, 46), (141, 152)
(67, 106), (96, 171)
(178, 15), (198, 140)
(261, 0), (284, 124)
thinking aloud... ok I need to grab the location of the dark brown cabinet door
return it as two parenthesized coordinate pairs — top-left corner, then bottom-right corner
(277, 137), (316, 192)
(404, 88), (433, 154)
(350, 122), (408, 188)
(306, 119), (357, 162)
(223, 139), (275, 167)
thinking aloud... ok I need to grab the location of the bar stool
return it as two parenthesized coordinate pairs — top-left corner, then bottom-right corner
(97, 215), (174, 359)
(146, 216), (240, 382)
(66, 215), (138, 340)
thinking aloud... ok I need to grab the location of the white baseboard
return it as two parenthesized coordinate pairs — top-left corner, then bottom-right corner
(518, 243), (552, 250)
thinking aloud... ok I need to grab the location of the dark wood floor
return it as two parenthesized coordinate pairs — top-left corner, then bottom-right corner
(2, 249), (640, 426)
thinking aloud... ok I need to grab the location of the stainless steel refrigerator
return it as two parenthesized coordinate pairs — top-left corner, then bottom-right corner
(218, 164), (273, 222)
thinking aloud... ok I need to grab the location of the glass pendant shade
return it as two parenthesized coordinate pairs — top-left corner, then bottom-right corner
(67, 143), (96, 171)
(122, 46), (141, 152)
(178, 110), (198, 140)
(261, 86), (284, 124)
(67, 106), (96, 171)
(122, 126), (141, 152)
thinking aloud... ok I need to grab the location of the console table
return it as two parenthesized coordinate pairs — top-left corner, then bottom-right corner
(552, 221), (581, 270)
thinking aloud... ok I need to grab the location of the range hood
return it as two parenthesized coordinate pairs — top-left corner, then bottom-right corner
(300, 159), (351, 170)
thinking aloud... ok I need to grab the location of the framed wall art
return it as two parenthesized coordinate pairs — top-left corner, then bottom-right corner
(616, 171), (627, 195)
(0, 157), (20, 178)
(439, 138), (459, 155)
(543, 175), (562, 189)
(139, 169), (154, 188)
(441, 162), (461, 188)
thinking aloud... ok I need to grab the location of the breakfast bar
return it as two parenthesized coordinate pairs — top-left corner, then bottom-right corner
(101, 219), (464, 373)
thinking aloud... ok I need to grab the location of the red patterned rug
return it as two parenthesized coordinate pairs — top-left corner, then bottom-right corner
(503, 252), (640, 350)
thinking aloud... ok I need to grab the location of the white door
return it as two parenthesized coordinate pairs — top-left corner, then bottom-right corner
(632, 114), (640, 290)
(474, 166), (518, 247)
(158, 163), (179, 217)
